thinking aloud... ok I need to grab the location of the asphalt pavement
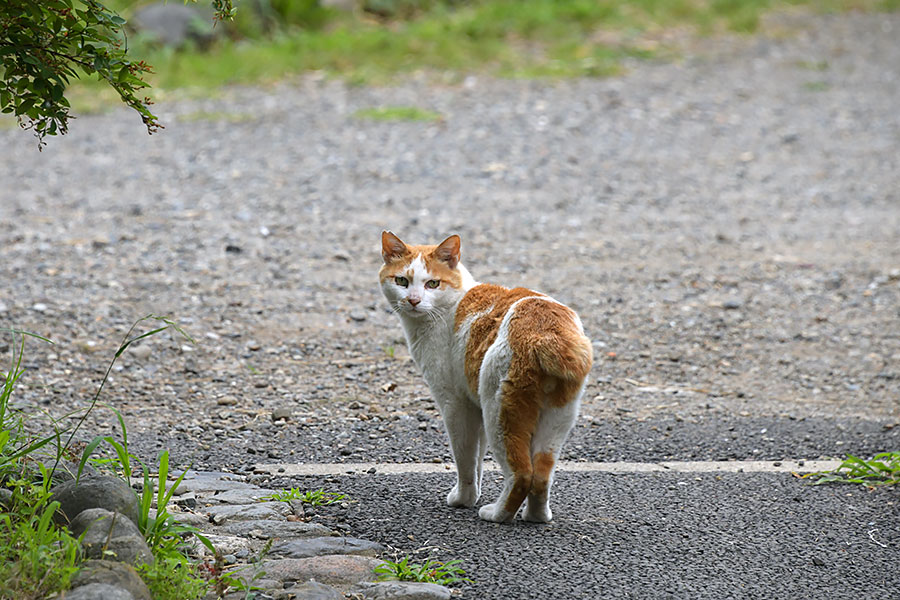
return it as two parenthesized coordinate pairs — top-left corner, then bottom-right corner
(261, 467), (898, 600)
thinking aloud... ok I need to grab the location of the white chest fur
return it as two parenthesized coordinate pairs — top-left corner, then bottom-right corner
(399, 307), (472, 406)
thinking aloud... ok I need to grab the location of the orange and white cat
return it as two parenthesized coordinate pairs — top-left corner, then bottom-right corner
(379, 232), (592, 523)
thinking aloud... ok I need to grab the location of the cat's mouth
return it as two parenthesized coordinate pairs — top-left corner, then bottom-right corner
(401, 304), (429, 317)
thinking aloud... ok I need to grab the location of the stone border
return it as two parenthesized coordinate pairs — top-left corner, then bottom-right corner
(167, 471), (455, 600)
(41, 468), (453, 599)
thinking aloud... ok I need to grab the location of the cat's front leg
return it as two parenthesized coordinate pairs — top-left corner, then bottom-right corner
(439, 398), (485, 508)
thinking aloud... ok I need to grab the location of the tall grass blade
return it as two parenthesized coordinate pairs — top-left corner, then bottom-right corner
(77, 435), (108, 482)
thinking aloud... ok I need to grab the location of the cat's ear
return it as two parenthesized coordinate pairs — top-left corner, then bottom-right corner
(434, 234), (460, 269)
(382, 231), (408, 263)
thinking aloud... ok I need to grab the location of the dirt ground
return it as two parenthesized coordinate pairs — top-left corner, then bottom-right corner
(1, 11), (898, 473)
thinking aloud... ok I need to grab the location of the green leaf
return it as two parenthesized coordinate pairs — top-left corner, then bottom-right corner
(156, 450), (170, 511)
(16, 97), (35, 115)
(77, 435), (107, 482)
(115, 326), (167, 358)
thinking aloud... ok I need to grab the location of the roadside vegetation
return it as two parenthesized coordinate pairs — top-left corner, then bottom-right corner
(1, 320), (469, 598)
(803, 453), (900, 488)
(5, 0), (899, 144)
(375, 555), (472, 585)
(259, 486), (351, 505)
(0, 319), (250, 600)
(71, 0), (900, 106)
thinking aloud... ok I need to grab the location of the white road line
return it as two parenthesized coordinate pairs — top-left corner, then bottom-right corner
(253, 460), (842, 477)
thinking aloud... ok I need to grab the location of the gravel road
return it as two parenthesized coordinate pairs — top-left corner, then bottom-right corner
(1, 10), (899, 598)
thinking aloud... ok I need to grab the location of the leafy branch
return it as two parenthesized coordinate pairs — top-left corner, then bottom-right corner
(0, 0), (234, 148)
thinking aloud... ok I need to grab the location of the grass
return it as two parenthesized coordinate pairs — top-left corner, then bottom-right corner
(353, 106), (443, 122)
(139, 558), (210, 600)
(374, 556), (472, 586)
(0, 318), (240, 600)
(259, 487), (350, 506)
(0, 478), (81, 598)
(65, 0), (900, 111)
(803, 453), (900, 487)
(802, 80), (830, 91)
(794, 59), (829, 71)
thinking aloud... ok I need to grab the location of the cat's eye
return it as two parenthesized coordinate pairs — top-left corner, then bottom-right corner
(394, 276), (409, 287)
(425, 280), (440, 289)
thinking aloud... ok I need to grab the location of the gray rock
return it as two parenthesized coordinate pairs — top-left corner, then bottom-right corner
(272, 407), (293, 421)
(352, 582), (453, 600)
(270, 536), (384, 559)
(274, 580), (345, 600)
(173, 473), (258, 495)
(130, 3), (216, 48)
(218, 519), (335, 539)
(196, 533), (256, 556)
(288, 499), (307, 519)
(51, 475), (140, 527)
(167, 509), (209, 529)
(72, 560), (151, 600)
(173, 491), (198, 507)
(258, 555), (382, 586)
(204, 501), (292, 523)
(0, 487), (12, 509)
(218, 578), (282, 598)
(69, 508), (154, 566)
(203, 487), (276, 504)
(62, 582), (135, 600)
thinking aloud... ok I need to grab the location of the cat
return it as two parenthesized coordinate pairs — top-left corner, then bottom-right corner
(379, 231), (592, 523)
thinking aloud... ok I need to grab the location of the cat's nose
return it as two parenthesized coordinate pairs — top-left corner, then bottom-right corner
(408, 297), (421, 306)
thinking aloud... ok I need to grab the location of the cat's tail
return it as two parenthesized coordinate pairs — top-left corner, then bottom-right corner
(532, 321), (593, 383)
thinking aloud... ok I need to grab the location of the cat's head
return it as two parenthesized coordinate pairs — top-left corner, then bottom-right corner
(379, 231), (471, 319)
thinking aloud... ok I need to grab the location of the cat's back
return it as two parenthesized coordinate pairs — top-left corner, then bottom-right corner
(454, 283), (592, 400)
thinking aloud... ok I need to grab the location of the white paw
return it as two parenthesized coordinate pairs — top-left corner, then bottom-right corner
(447, 485), (479, 508)
(522, 505), (553, 523)
(478, 503), (512, 523)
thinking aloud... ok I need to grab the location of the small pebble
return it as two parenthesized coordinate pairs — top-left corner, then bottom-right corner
(272, 408), (292, 421)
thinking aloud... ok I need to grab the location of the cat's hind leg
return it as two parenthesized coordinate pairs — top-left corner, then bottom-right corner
(442, 398), (486, 508)
(523, 382), (583, 522)
(478, 381), (540, 523)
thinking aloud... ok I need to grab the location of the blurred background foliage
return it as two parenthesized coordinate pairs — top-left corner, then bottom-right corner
(24, 0), (900, 113)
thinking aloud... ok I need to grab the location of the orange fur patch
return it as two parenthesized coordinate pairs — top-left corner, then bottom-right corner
(507, 298), (593, 408)
(455, 285), (541, 397)
(530, 451), (556, 503)
(499, 380), (540, 514)
(456, 287), (592, 515)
